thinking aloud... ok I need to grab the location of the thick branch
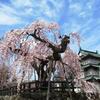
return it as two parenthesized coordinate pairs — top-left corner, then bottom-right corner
(9, 47), (27, 56)
(27, 29), (70, 61)
(27, 29), (70, 53)
(27, 29), (47, 43)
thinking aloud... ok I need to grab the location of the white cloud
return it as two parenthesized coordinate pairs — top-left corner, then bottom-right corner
(0, 3), (17, 15)
(10, 0), (33, 8)
(0, 0), (65, 25)
(86, 0), (95, 9)
(62, 21), (81, 34)
(0, 12), (21, 25)
(0, 3), (21, 25)
(69, 3), (82, 13)
(68, 1), (94, 18)
(10, 0), (64, 20)
(48, 0), (64, 12)
(34, 0), (64, 20)
(81, 33), (100, 51)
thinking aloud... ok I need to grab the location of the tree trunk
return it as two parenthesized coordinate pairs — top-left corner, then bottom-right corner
(46, 60), (53, 100)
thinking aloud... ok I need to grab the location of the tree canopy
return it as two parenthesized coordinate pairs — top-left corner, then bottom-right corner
(0, 20), (98, 99)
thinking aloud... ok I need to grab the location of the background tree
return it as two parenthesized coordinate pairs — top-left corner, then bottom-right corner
(0, 61), (10, 87)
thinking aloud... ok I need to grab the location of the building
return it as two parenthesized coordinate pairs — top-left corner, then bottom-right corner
(79, 48), (100, 92)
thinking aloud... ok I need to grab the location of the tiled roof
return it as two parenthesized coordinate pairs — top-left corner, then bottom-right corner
(81, 63), (100, 69)
(79, 48), (100, 59)
(85, 75), (100, 81)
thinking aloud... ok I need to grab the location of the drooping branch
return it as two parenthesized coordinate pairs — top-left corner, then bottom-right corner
(9, 47), (27, 56)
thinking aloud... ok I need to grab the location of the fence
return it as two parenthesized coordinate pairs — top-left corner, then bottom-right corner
(0, 81), (99, 100)
(0, 81), (75, 96)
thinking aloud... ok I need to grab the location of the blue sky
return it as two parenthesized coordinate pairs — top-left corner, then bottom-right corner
(0, 0), (100, 52)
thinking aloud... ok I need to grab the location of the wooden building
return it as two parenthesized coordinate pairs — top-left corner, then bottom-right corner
(79, 48), (100, 92)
